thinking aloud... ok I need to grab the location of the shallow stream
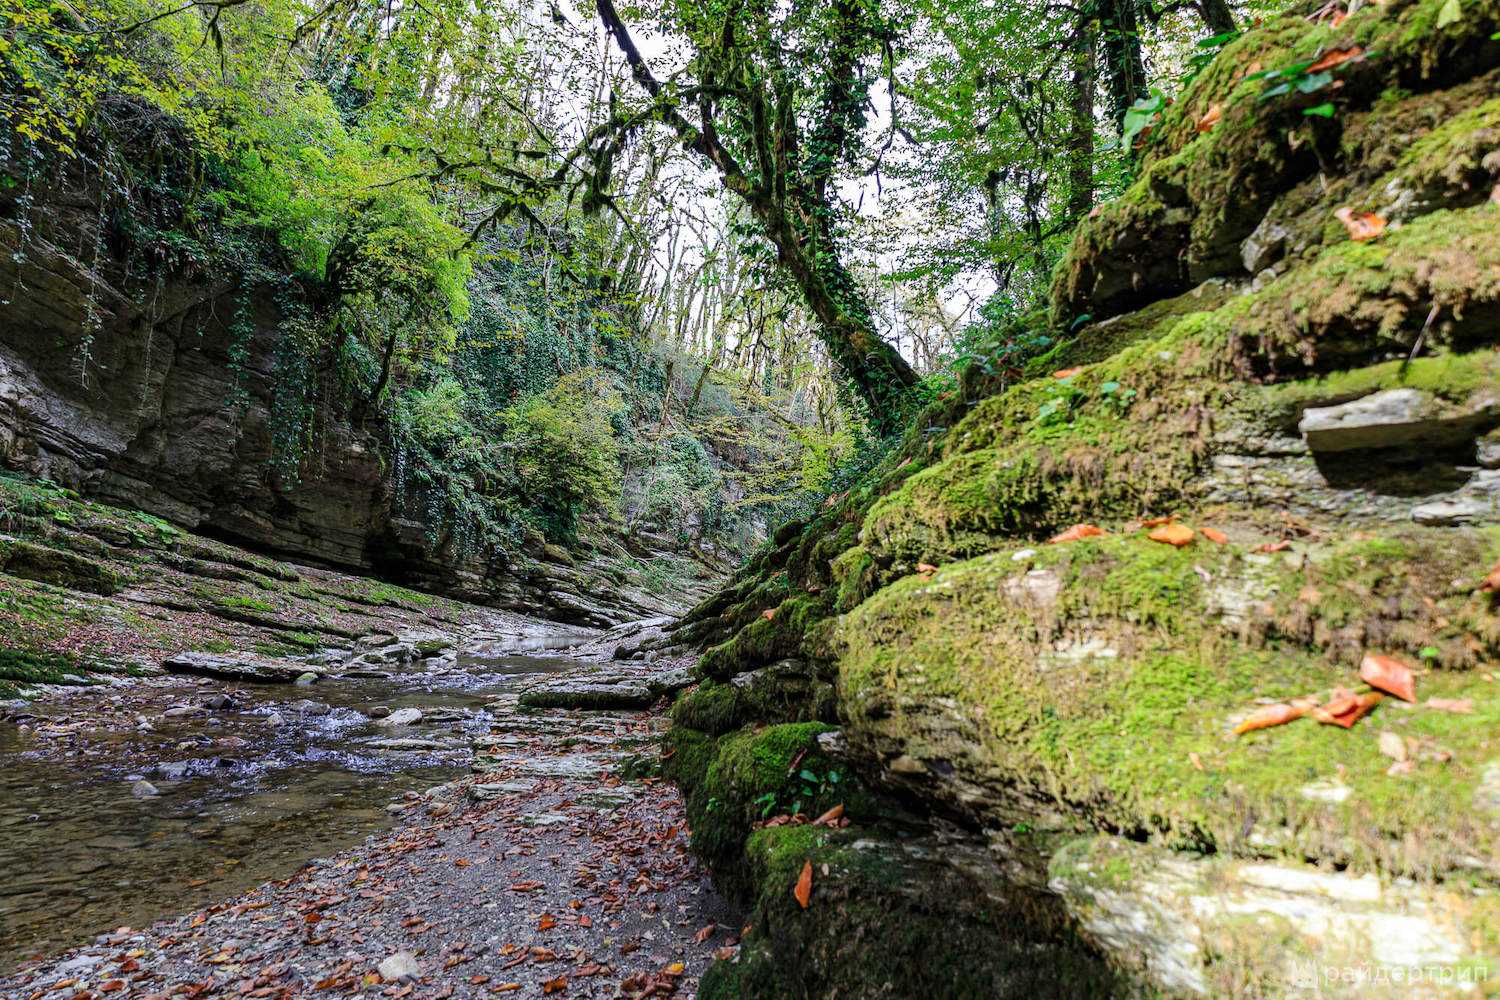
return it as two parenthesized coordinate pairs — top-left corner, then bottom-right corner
(0, 638), (586, 970)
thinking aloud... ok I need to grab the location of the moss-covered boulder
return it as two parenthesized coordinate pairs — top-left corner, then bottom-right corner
(665, 0), (1500, 992)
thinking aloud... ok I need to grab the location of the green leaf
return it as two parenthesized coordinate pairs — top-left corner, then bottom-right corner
(1436, 0), (1463, 28)
(1302, 102), (1337, 117)
(799, 769), (818, 783)
(1295, 71), (1333, 94)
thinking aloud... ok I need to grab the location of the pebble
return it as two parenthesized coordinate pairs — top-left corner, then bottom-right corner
(131, 780), (160, 798)
(377, 951), (422, 982)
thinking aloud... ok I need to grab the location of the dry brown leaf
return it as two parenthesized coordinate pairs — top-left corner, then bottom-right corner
(1253, 539), (1292, 553)
(1387, 759), (1416, 777)
(761, 608), (776, 621)
(1377, 730), (1407, 762)
(537, 914), (557, 931)
(916, 563), (938, 576)
(794, 859), (813, 909)
(541, 975), (568, 994)
(1049, 523), (1106, 544)
(1188, 752), (1205, 771)
(1360, 653), (1417, 703)
(1141, 515), (1176, 527)
(1307, 45), (1365, 71)
(1427, 698), (1474, 714)
(1149, 523), (1196, 547)
(1334, 206), (1387, 241)
(1195, 103), (1223, 133)
(1233, 702), (1310, 735)
(1480, 560), (1500, 592)
(1200, 526), (1228, 544)
(694, 923), (716, 943)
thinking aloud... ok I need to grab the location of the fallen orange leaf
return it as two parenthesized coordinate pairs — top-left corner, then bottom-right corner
(916, 563), (938, 575)
(1334, 206), (1387, 241)
(1253, 539), (1292, 553)
(1307, 45), (1364, 71)
(1195, 102), (1222, 133)
(1200, 526), (1228, 544)
(1360, 653), (1416, 703)
(794, 859), (813, 909)
(812, 803), (844, 826)
(541, 975), (568, 994)
(1049, 523), (1106, 544)
(1149, 523), (1196, 547)
(1480, 560), (1500, 592)
(1314, 691), (1382, 728)
(1053, 366), (1085, 379)
(761, 608), (776, 621)
(537, 914), (557, 931)
(694, 923), (716, 943)
(1233, 702), (1310, 735)
(1141, 515), (1176, 527)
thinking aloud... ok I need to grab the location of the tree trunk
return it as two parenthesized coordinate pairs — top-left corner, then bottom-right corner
(1066, 16), (1097, 227)
(1197, 0), (1237, 35)
(1100, 0), (1147, 125)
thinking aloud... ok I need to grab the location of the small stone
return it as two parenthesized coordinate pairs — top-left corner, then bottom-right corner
(368, 705), (392, 719)
(377, 951), (421, 983)
(264, 712), (285, 727)
(888, 754), (927, 776)
(1011, 548), (1037, 562)
(293, 672), (319, 686)
(375, 707), (423, 727)
(131, 780), (160, 798)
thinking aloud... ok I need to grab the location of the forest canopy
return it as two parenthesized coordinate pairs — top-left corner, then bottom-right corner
(0, 0), (1287, 552)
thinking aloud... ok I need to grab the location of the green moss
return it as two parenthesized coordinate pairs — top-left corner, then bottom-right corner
(699, 595), (833, 681)
(217, 594), (276, 613)
(0, 647), (90, 697)
(839, 530), (1500, 877)
(0, 537), (127, 595)
(1250, 350), (1500, 430)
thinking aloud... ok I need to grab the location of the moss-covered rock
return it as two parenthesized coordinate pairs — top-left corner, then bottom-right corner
(702, 825), (1125, 999)
(0, 537), (127, 595)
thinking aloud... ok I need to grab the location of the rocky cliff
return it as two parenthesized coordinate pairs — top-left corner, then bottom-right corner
(662, 0), (1500, 994)
(0, 143), (732, 627)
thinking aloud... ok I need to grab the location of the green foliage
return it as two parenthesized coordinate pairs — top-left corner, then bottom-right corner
(504, 371), (623, 543)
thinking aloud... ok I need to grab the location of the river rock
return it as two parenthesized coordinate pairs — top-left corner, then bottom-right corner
(375, 707), (423, 727)
(130, 779), (159, 798)
(518, 678), (654, 710)
(163, 652), (322, 684)
(377, 951), (421, 983)
(264, 712), (285, 727)
(293, 671), (319, 686)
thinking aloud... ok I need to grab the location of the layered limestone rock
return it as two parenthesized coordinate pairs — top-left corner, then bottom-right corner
(0, 141), (726, 628)
(668, 0), (1500, 993)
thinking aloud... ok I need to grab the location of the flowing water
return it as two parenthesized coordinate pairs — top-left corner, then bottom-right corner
(0, 640), (587, 971)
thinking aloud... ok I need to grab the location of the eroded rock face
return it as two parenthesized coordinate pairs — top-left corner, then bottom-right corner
(0, 156), (726, 628)
(1050, 837), (1478, 998)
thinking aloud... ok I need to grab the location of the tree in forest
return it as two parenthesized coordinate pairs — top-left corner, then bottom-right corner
(584, 0), (920, 436)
